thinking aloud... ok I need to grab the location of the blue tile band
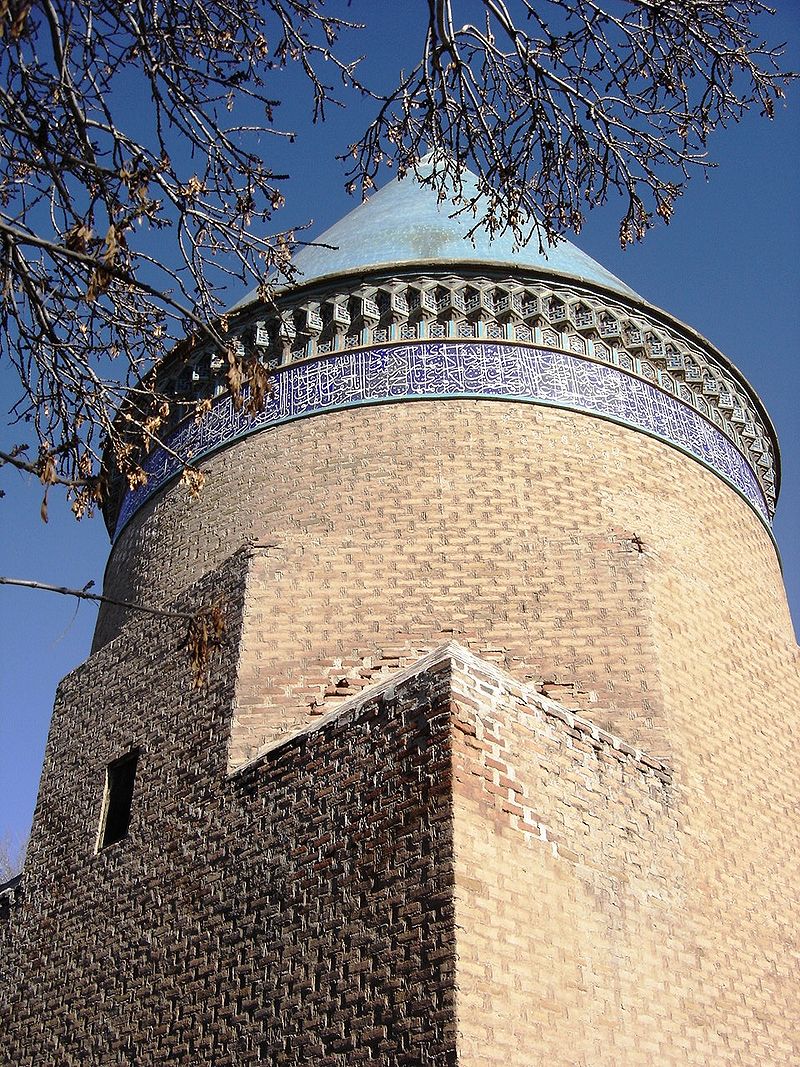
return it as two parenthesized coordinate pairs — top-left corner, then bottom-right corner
(114, 341), (769, 538)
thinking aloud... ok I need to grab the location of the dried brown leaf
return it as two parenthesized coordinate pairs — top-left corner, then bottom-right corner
(86, 267), (112, 303)
(38, 452), (56, 486)
(180, 466), (206, 500)
(64, 223), (94, 253)
(186, 601), (226, 688)
(245, 357), (273, 416)
(226, 348), (244, 411)
(9, 0), (30, 40)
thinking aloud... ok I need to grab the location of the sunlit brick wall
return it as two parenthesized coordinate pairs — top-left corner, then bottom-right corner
(446, 643), (800, 1066)
(94, 400), (794, 769)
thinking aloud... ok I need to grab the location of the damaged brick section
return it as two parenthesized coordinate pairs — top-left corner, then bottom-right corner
(229, 506), (668, 771)
(448, 646), (674, 847)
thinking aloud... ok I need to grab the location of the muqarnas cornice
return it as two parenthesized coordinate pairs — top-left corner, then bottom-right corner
(145, 268), (777, 509)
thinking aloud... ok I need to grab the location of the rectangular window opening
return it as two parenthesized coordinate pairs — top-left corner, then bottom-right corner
(97, 750), (139, 851)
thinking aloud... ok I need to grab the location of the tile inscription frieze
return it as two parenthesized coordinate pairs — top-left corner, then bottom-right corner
(114, 341), (769, 537)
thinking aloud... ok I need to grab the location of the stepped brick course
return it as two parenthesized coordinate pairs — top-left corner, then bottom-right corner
(1, 560), (459, 1066)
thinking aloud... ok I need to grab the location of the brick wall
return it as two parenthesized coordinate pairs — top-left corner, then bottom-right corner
(95, 400), (795, 768)
(6, 396), (799, 1063)
(96, 402), (688, 762)
(446, 647), (800, 1065)
(1, 558), (458, 1066)
(7, 632), (797, 1064)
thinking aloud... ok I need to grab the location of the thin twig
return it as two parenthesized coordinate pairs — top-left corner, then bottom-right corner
(0, 576), (196, 621)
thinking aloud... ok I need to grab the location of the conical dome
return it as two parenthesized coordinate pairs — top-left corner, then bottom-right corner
(289, 160), (638, 298)
(108, 156), (779, 547)
(239, 158), (639, 303)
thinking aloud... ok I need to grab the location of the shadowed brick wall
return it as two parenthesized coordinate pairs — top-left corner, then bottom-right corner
(1, 557), (458, 1066)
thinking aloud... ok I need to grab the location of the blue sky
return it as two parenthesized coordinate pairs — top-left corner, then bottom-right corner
(2, 4), (798, 850)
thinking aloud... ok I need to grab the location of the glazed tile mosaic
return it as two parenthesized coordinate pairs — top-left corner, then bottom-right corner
(114, 342), (769, 537)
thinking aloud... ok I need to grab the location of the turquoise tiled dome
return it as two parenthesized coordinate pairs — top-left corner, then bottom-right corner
(118, 160), (778, 539)
(241, 158), (639, 303)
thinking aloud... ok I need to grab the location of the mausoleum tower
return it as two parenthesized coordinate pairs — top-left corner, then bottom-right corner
(97, 158), (787, 764)
(3, 161), (799, 1066)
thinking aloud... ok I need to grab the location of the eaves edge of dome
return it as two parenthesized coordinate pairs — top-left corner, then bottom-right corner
(102, 261), (781, 537)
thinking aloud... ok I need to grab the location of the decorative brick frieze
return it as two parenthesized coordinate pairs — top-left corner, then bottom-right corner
(112, 268), (777, 537)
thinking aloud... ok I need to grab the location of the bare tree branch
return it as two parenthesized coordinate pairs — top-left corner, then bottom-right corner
(0, 574), (196, 619)
(344, 1), (794, 250)
(0, 0), (794, 527)
(0, 574), (227, 686)
(1, 0), (368, 515)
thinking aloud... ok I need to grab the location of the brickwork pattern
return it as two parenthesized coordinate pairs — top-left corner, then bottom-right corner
(5, 396), (799, 1064)
(96, 403), (678, 764)
(1, 557), (458, 1066)
(7, 630), (798, 1064)
(447, 651), (800, 1066)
